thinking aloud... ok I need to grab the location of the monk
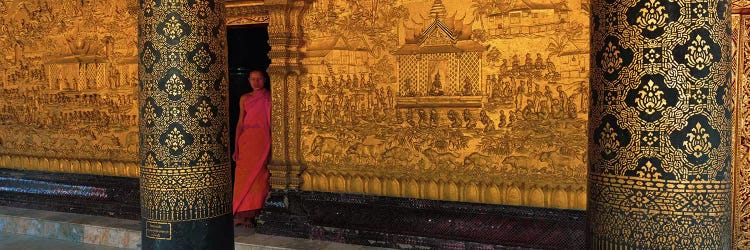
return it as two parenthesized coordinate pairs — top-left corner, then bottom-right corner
(232, 70), (271, 227)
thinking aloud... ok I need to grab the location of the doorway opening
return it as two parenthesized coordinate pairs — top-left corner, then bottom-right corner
(227, 24), (271, 177)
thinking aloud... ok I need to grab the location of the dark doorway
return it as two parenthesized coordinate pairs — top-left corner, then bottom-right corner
(227, 24), (270, 177)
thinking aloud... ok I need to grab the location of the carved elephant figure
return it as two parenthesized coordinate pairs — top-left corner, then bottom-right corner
(309, 136), (342, 161)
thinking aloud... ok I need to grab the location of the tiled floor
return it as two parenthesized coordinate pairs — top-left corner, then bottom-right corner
(0, 232), (122, 250)
(0, 206), (392, 250)
(234, 226), (392, 250)
(0, 229), (391, 250)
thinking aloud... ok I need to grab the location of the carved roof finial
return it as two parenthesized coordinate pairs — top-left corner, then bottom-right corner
(430, 0), (447, 19)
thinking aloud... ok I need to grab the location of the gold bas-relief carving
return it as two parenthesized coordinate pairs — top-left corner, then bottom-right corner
(735, 0), (750, 11)
(733, 13), (750, 250)
(0, 0), (140, 177)
(226, 0), (269, 26)
(297, 0), (589, 209)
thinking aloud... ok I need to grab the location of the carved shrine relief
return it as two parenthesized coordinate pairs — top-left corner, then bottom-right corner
(0, 0), (139, 176)
(298, 0), (589, 208)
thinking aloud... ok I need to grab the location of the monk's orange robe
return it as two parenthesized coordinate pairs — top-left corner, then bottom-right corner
(232, 89), (271, 214)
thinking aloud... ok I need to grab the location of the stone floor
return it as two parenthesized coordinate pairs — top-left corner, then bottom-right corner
(0, 232), (122, 250)
(0, 206), (391, 249)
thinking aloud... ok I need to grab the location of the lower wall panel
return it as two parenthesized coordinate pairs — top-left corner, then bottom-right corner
(0, 168), (139, 220)
(257, 190), (585, 249)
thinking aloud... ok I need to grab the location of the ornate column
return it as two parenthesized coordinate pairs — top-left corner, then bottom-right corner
(254, 0), (310, 237)
(265, 0), (309, 190)
(588, 0), (733, 248)
(138, 0), (232, 249)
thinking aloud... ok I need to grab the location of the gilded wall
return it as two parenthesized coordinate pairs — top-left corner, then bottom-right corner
(0, 0), (139, 176)
(2, 0), (747, 215)
(298, 0), (590, 209)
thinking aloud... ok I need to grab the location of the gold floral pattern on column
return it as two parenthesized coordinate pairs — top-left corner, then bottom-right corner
(636, 0), (669, 32)
(635, 80), (667, 115)
(685, 35), (716, 71)
(139, 0), (230, 224)
(590, 0), (732, 246)
(601, 42), (624, 74)
(684, 122), (712, 159)
(164, 16), (186, 40)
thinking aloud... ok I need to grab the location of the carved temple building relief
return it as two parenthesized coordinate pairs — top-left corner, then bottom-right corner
(297, 0), (590, 208)
(0, 0), (140, 175)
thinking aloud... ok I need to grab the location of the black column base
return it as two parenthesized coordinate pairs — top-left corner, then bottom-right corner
(142, 214), (233, 250)
(256, 190), (585, 249)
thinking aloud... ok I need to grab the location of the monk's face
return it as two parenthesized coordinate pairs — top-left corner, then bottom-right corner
(249, 71), (265, 91)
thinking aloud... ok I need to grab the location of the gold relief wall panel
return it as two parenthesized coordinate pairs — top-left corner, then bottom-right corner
(735, 13), (750, 250)
(297, 0), (590, 209)
(0, 0), (140, 176)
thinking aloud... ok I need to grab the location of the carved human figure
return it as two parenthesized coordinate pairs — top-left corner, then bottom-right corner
(463, 109), (476, 129)
(522, 99), (535, 120)
(429, 73), (444, 96)
(417, 109), (429, 128)
(535, 53), (545, 70)
(403, 78), (414, 97)
(556, 85), (567, 111)
(479, 110), (495, 132)
(511, 54), (520, 73)
(462, 78), (473, 96)
(567, 95), (578, 118)
(524, 53), (533, 71)
(497, 110), (506, 128)
(430, 109), (439, 127)
(447, 110), (462, 128)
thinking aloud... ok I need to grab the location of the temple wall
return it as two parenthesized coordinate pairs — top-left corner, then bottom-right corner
(0, 0), (748, 216)
(296, 0), (589, 209)
(1, 0), (750, 247)
(0, 0), (591, 209)
(0, 0), (140, 176)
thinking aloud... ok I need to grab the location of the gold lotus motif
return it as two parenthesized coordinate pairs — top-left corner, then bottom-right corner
(683, 122), (712, 159)
(600, 122), (620, 155)
(636, 80), (667, 115)
(602, 41), (623, 74)
(636, 0), (669, 32)
(685, 34), (714, 71)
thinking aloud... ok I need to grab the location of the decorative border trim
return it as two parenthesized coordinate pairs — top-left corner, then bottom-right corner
(0, 155), (138, 177)
(227, 1), (268, 26)
(301, 170), (587, 209)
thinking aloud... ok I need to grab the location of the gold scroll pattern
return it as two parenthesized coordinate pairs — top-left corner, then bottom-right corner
(736, 0), (750, 10)
(297, 0), (589, 208)
(0, 0), (140, 176)
(138, 0), (231, 221)
(734, 14), (750, 249)
(589, 0), (733, 247)
(226, 0), (268, 26)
